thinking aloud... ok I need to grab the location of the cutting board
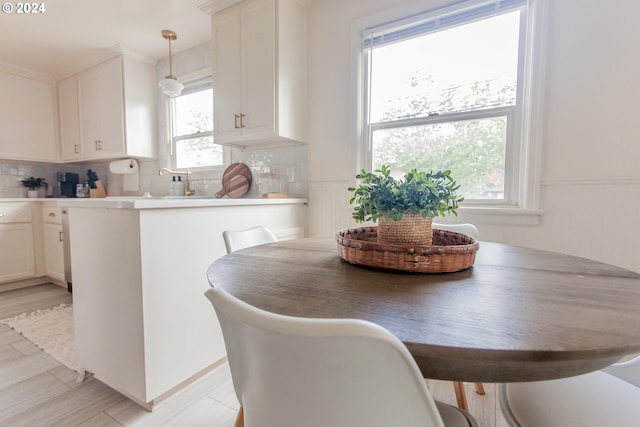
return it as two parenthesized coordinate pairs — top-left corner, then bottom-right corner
(215, 163), (252, 198)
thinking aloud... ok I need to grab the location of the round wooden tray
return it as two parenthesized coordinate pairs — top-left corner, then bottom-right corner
(336, 226), (479, 273)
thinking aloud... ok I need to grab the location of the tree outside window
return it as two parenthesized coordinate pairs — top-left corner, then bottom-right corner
(364, 5), (525, 202)
(172, 81), (223, 169)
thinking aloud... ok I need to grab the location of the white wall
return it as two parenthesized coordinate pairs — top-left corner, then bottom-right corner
(306, 0), (640, 273)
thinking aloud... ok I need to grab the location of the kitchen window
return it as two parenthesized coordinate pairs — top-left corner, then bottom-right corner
(170, 77), (224, 169)
(360, 0), (545, 207)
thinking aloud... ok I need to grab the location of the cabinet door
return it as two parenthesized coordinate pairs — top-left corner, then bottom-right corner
(77, 57), (126, 158)
(0, 71), (57, 162)
(43, 223), (65, 282)
(59, 76), (81, 160)
(0, 224), (35, 283)
(241, 0), (276, 139)
(213, 5), (243, 142)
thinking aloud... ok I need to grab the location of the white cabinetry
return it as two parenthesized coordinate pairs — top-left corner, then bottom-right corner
(0, 203), (36, 283)
(58, 54), (157, 161)
(58, 77), (81, 160)
(212, 0), (307, 149)
(0, 67), (57, 162)
(41, 204), (64, 283)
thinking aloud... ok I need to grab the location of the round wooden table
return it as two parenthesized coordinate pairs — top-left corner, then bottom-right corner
(206, 238), (640, 383)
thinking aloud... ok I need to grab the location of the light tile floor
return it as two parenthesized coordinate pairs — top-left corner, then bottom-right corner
(0, 283), (508, 426)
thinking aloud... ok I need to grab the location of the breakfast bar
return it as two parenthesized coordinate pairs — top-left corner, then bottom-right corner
(58, 197), (306, 409)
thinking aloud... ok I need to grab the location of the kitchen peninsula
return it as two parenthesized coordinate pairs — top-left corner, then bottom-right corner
(58, 197), (306, 409)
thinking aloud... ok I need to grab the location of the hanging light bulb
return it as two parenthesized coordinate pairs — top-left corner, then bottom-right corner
(158, 29), (184, 97)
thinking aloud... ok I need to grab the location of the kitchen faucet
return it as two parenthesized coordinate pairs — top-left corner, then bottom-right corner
(158, 168), (195, 196)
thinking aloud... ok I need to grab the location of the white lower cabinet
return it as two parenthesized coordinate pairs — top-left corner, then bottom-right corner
(42, 205), (64, 282)
(0, 203), (36, 283)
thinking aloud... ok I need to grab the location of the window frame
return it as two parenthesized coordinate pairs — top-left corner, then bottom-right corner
(168, 72), (228, 172)
(353, 0), (548, 218)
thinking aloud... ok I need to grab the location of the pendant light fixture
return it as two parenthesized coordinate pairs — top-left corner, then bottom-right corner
(158, 29), (184, 97)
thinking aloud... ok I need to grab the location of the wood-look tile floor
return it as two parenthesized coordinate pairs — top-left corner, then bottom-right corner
(0, 283), (509, 426)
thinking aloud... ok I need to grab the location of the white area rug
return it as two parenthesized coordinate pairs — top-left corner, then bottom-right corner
(1, 304), (87, 381)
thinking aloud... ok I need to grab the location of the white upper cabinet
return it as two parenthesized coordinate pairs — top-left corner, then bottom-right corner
(0, 67), (58, 162)
(59, 54), (157, 162)
(212, 0), (307, 149)
(58, 76), (81, 160)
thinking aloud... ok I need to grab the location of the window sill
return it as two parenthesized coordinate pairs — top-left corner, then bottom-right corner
(442, 206), (543, 226)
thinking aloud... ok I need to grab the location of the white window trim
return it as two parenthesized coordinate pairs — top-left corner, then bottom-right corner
(164, 68), (230, 173)
(350, 0), (548, 224)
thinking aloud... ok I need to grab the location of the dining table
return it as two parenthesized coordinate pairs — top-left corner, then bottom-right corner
(206, 237), (640, 383)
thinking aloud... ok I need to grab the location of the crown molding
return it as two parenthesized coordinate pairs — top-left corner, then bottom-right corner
(198, 0), (241, 15)
(56, 45), (157, 81)
(0, 61), (56, 83)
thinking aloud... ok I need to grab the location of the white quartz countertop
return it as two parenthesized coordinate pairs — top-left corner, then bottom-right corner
(55, 196), (308, 209)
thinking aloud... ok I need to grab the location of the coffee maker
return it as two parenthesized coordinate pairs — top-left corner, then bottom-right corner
(57, 172), (79, 197)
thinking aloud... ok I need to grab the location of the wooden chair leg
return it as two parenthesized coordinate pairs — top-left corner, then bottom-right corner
(234, 406), (244, 427)
(453, 381), (469, 410)
(474, 382), (486, 395)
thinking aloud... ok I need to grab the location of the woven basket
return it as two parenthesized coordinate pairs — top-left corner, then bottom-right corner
(336, 226), (479, 273)
(377, 213), (433, 246)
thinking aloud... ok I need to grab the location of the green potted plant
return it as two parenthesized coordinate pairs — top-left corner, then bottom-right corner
(21, 176), (47, 198)
(348, 165), (464, 246)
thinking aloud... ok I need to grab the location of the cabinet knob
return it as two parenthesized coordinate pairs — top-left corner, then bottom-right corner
(59, 231), (64, 242)
(49, 212), (56, 217)
(74, 144), (80, 153)
(95, 140), (103, 150)
(234, 114), (240, 129)
(240, 113), (246, 128)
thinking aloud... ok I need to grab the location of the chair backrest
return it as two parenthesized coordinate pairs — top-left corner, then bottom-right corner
(205, 286), (447, 427)
(222, 225), (278, 254)
(433, 223), (480, 240)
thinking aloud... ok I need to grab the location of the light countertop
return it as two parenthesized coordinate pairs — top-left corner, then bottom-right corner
(55, 196), (308, 209)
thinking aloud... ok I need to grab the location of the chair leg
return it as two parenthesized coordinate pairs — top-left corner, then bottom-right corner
(453, 381), (469, 410)
(474, 382), (486, 395)
(234, 406), (244, 427)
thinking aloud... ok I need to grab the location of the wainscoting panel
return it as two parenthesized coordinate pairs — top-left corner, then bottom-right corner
(307, 182), (357, 238)
(464, 177), (640, 273)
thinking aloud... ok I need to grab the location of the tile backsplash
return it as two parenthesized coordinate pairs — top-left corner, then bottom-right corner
(0, 145), (308, 199)
(0, 161), (92, 198)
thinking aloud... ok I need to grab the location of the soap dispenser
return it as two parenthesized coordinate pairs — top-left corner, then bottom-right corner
(170, 176), (177, 196)
(177, 176), (185, 196)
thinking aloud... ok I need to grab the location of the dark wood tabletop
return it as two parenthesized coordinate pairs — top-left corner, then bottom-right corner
(206, 237), (640, 383)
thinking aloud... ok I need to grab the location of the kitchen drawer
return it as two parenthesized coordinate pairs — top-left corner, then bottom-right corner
(0, 203), (32, 223)
(42, 206), (62, 224)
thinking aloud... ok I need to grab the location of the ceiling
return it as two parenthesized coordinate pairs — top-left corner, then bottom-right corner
(0, 0), (212, 80)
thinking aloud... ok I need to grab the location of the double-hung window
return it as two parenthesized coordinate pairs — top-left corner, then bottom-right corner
(170, 77), (224, 169)
(361, 0), (540, 206)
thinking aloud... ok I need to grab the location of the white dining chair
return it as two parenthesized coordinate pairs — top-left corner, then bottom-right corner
(205, 286), (478, 427)
(432, 222), (485, 409)
(222, 225), (277, 254)
(499, 355), (640, 426)
(433, 223), (480, 240)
